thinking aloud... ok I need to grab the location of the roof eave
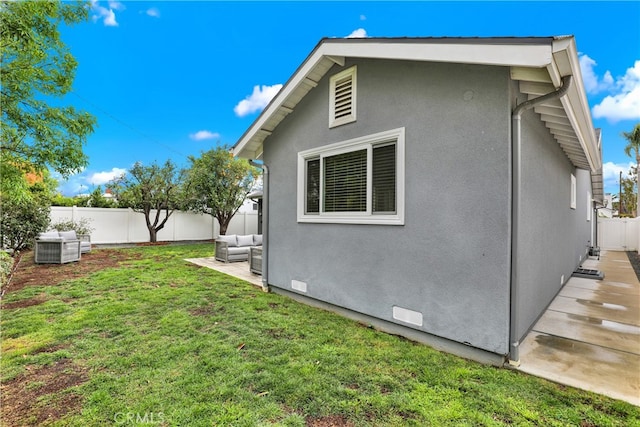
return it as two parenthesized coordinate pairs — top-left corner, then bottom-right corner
(233, 37), (557, 159)
(233, 37), (601, 177)
(551, 37), (601, 172)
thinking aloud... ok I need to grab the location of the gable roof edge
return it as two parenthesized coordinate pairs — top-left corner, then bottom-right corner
(233, 37), (601, 176)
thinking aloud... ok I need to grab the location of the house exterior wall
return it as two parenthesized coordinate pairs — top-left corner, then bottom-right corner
(264, 59), (513, 354)
(515, 99), (595, 341)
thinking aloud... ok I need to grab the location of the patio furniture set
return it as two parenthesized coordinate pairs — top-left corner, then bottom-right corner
(214, 234), (263, 275)
(34, 231), (263, 275)
(34, 230), (91, 264)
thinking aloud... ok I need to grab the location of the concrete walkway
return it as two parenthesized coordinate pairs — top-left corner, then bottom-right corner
(517, 250), (640, 406)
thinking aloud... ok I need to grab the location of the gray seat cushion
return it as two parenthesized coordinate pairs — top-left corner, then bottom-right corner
(237, 235), (254, 247)
(217, 235), (238, 247)
(58, 230), (78, 241)
(227, 247), (250, 255)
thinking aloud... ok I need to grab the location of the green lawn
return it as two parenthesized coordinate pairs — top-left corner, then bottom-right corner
(1, 244), (638, 426)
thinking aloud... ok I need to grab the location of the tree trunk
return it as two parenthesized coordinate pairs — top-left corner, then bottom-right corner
(217, 214), (232, 236)
(149, 227), (157, 243)
(219, 222), (228, 236)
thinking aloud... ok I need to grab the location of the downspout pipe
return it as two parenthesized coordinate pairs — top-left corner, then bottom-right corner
(250, 160), (269, 292)
(509, 75), (572, 366)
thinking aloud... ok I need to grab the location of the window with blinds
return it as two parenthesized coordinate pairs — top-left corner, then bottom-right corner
(324, 149), (367, 212)
(329, 66), (357, 128)
(299, 128), (404, 224)
(305, 158), (320, 214)
(372, 144), (396, 214)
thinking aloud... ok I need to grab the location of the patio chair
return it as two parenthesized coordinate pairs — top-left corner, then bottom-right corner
(250, 246), (262, 275)
(34, 231), (82, 264)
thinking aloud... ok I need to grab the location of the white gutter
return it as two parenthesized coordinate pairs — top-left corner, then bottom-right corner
(509, 75), (573, 366)
(250, 160), (269, 292)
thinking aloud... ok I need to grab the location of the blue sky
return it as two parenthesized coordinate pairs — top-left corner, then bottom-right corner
(55, 1), (640, 196)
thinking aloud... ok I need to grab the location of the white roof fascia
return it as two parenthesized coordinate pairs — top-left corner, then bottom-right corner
(318, 41), (553, 68)
(234, 38), (601, 163)
(234, 40), (553, 159)
(552, 37), (600, 172)
(233, 45), (330, 158)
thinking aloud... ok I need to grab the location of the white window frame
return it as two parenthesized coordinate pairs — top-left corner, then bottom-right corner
(329, 66), (357, 128)
(297, 128), (405, 225)
(570, 174), (576, 209)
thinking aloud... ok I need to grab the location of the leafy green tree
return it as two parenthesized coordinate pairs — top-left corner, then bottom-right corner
(86, 186), (116, 208)
(183, 147), (259, 235)
(50, 193), (86, 207)
(0, 251), (14, 293)
(622, 123), (640, 217)
(25, 167), (58, 201)
(0, 0), (96, 200)
(612, 168), (637, 217)
(110, 161), (182, 242)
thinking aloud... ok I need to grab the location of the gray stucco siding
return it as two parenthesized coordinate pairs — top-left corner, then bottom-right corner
(515, 104), (595, 340)
(264, 59), (512, 354)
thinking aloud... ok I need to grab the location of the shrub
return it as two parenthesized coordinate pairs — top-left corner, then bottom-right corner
(50, 217), (94, 235)
(0, 251), (14, 291)
(0, 196), (51, 252)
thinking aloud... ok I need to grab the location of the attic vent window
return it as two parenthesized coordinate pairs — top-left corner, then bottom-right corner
(329, 66), (357, 128)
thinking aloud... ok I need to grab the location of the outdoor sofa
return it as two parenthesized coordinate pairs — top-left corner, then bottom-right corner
(34, 230), (89, 264)
(214, 234), (262, 263)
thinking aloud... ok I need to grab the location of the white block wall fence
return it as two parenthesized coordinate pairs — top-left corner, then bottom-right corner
(50, 206), (258, 245)
(50, 207), (638, 251)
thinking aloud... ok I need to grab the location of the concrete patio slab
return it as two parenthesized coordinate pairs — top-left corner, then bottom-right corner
(185, 257), (264, 288)
(518, 250), (640, 406)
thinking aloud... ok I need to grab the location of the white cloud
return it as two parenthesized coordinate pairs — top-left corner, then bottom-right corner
(346, 28), (367, 38)
(189, 130), (219, 141)
(108, 1), (125, 11)
(91, 1), (120, 27)
(103, 9), (118, 26)
(146, 8), (160, 18)
(234, 84), (283, 117)
(592, 60), (640, 123)
(602, 161), (635, 192)
(87, 168), (127, 185)
(579, 54), (613, 94)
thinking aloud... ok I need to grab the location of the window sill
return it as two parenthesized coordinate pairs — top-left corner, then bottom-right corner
(297, 214), (404, 225)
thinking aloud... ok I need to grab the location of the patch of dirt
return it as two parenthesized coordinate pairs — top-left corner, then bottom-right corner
(306, 415), (355, 427)
(189, 304), (225, 317)
(1, 293), (48, 309)
(135, 241), (170, 246)
(0, 358), (88, 426)
(33, 343), (70, 355)
(1, 248), (138, 298)
(1, 249), (135, 425)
